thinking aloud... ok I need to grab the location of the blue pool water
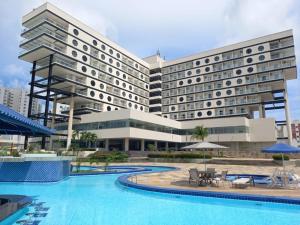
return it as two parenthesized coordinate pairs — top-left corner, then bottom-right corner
(1, 166), (300, 225)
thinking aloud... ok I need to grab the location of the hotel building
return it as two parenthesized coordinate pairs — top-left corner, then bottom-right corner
(19, 3), (297, 154)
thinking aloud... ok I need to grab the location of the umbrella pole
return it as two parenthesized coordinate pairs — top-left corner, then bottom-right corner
(282, 153), (286, 187)
(203, 149), (206, 171)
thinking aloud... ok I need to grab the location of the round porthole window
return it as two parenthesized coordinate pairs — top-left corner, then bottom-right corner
(122, 83), (126, 88)
(101, 54), (105, 60)
(196, 61), (200, 66)
(188, 79), (192, 84)
(107, 96), (112, 102)
(247, 58), (253, 63)
(116, 53), (121, 58)
(187, 71), (192, 76)
(72, 51), (77, 57)
(109, 49), (113, 55)
(179, 97), (184, 102)
(140, 106), (143, 111)
(226, 80), (231, 86)
(116, 71), (120, 76)
(93, 40), (97, 46)
(216, 100), (222, 106)
(196, 69), (201, 74)
(91, 70), (96, 76)
(83, 45), (88, 51)
(135, 63), (139, 69)
(109, 58), (113, 64)
(179, 81), (184, 86)
(134, 104), (138, 109)
(207, 111), (212, 116)
(73, 29), (79, 36)
(216, 91), (221, 97)
(258, 45), (264, 51)
(196, 77), (201, 82)
(99, 93), (104, 99)
(90, 80), (95, 86)
(129, 94), (132, 99)
(122, 92), (126, 97)
(82, 55), (87, 62)
(116, 62), (120, 67)
(197, 112), (202, 117)
(72, 39), (78, 46)
(100, 83), (104, 89)
(237, 78), (243, 84)
(214, 56), (220, 61)
(107, 106), (111, 111)
(236, 69), (242, 75)
(81, 66), (87, 72)
(246, 48), (252, 54)
(90, 91), (95, 97)
(226, 89), (232, 95)
(135, 96), (138, 101)
(171, 106), (176, 111)
(205, 58), (210, 64)
(205, 67), (210, 72)
(101, 44), (106, 50)
(123, 74), (126, 79)
(108, 68), (113, 73)
(115, 80), (120, 85)
(206, 102), (211, 107)
(128, 102), (132, 107)
(247, 67), (254, 73)
(259, 55), (265, 61)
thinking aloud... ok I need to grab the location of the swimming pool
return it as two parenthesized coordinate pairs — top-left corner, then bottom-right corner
(1, 166), (300, 225)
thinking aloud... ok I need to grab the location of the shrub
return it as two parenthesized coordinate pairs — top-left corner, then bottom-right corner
(88, 151), (128, 162)
(272, 154), (289, 161)
(148, 153), (212, 159)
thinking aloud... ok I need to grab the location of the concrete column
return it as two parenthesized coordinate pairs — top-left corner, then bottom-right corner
(105, 139), (109, 151)
(141, 139), (145, 151)
(66, 86), (75, 150)
(284, 81), (292, 145)
(49, 96), (57, 150)
(258, 104), (266, 118)
(165, 142), (169, 151)
(124, 138), (129, 151)
(154, 141), (158, 150)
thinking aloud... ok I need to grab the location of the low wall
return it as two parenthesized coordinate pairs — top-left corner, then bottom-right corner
(0, 159), (71, 182)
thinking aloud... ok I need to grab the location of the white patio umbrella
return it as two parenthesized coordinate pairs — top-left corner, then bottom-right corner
(181, 142), (228, 170)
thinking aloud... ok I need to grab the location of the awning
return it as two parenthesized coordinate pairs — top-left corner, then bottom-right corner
(262, 143), (300, 154)
(181, 142), (228, 150)
(0, 104), (55, 136)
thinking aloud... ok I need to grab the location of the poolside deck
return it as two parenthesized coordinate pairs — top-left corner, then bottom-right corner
(114, 162), (300, 198)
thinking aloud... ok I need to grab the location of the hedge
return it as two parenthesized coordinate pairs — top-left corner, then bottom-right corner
(148, 153), (212, 159)
(272, 154), (289, 161)
(88, 151), (128, 162)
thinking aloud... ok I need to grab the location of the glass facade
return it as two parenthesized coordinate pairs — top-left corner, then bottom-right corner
(56, 119), (249, 135)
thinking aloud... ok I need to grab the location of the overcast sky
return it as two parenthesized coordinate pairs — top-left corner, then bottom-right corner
(0, 0), (299, 120)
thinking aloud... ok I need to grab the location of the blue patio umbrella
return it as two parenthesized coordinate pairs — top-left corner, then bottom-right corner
(262, 143), (300, 171)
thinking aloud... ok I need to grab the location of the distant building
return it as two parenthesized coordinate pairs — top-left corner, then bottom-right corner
(0, 87), (40, 148)
(292, 120), (300, 147)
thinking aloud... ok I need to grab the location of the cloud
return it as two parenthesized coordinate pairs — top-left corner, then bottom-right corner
(3, 64), (25, 76)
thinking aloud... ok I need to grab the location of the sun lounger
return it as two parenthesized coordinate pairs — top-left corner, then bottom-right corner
(232, 177), (252, 188)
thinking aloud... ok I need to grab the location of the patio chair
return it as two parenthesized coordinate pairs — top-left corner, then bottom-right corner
(213, 170), (228, 187)
(232, 177), (253, 189)
(188, 168), (202, 186)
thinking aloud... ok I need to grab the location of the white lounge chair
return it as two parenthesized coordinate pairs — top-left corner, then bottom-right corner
(232, 177), (252, 188)
(212, 170), (228, 187)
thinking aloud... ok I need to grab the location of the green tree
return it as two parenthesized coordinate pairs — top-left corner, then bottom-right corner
(192, 126), (209, 141)
(80, 132), (98, 148)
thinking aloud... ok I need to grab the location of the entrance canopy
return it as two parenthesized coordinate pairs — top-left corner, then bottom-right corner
(0, 104), (55, 136)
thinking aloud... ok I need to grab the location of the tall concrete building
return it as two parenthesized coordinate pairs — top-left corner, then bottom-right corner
(0, 87), (40, 147)
(0, 87), (39, 116)
(19, 3), (297, 154)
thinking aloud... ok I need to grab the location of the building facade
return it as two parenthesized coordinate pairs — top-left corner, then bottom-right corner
(19, 3), (297, 152)
(0, 87), (40, 147)
(292, 120), (300, 147)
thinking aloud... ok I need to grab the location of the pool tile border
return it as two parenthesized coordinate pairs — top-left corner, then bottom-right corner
(117, 167), (300, 205)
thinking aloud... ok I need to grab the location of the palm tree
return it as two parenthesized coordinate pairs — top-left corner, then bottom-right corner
(72, 129), (80, 141)
(80, 132), (98, 148)
(191, 126), (209, 142)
